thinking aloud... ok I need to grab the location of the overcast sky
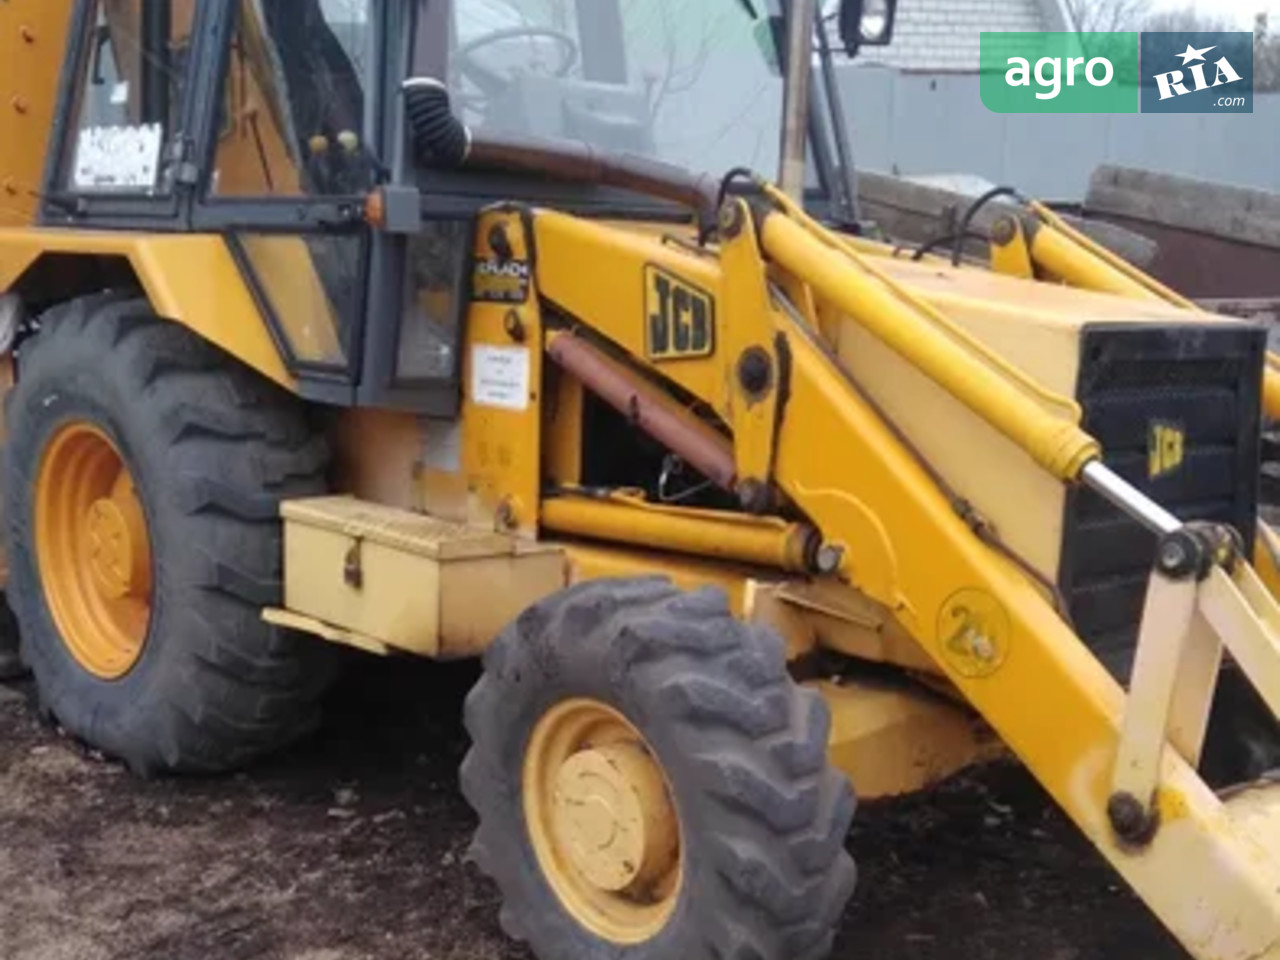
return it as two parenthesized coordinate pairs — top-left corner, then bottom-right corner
(1145, 0), (1278, 27)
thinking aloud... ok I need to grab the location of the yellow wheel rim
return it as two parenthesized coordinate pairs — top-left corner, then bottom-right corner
(35, 422), (153, 680)
(523, 698), (684, 945)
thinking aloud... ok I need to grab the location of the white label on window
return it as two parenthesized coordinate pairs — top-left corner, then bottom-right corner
(471, 344), (530, 411)
(110, 81), (129, 105)
(72, 123), (163, 191)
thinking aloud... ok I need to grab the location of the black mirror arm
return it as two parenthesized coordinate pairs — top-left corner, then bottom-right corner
(839, 0), (865, 56)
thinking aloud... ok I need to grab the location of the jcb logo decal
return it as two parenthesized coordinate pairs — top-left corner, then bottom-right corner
(645, 265), (714, 361)
(1148, 421), (1185, 479)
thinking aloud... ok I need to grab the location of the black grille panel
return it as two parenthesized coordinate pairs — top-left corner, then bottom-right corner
(1060, 323), (1266, 677)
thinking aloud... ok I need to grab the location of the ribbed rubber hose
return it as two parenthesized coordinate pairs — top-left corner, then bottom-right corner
(402, 77), (471, 168)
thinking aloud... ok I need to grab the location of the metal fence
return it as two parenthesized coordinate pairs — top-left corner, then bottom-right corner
(836, 66), (1280, 202)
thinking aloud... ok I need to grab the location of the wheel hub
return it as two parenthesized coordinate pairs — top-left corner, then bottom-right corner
(551, 741), (679, 894)
(35, 422), (153, 679)
(85, 498), (134, 598)
(523, 698), (684, 944)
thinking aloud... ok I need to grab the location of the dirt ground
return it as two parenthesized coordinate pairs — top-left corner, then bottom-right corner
(0, 657), (1186, 960)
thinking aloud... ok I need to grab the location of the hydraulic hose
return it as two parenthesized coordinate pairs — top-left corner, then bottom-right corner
(399, 78), (720, 230)
(757, 204), (1099, 481)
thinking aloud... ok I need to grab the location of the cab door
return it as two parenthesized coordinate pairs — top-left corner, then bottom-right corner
(181, 0), (381, 404)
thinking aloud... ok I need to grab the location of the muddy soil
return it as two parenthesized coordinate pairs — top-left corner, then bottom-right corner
(0, 657), (1184, 960)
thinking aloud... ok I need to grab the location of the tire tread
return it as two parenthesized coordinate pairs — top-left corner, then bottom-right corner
(460, 578), (857, 960)
(5, 296), (335, 775)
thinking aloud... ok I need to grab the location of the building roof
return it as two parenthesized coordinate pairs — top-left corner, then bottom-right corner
(843, 0), (1074, 72)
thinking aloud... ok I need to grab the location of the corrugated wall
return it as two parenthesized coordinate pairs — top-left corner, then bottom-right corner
(837, 66), (1280, 201)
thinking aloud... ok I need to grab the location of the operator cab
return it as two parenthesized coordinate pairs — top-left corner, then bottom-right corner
(450, 1), (656, 155)
(40, 0), (890, 409)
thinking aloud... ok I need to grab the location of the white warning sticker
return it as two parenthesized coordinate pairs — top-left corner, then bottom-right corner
(471, 344), (530, 411)
(72, 123), (163, 191)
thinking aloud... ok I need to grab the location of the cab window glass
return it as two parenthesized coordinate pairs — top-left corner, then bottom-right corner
(61, 0), (196, 194)
(447, 0), (784, 180)
(236, 233), (365, 366)
(396, 223), (472, 383)
(211, 0), (375, 197)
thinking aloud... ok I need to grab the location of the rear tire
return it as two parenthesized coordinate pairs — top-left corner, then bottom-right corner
(4, 293), (336, 774)
(0, 600), (21, 680)
(461, 577), (857, 960)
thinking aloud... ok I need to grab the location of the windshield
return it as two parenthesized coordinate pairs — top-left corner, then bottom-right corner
(446, 0), (784, 180)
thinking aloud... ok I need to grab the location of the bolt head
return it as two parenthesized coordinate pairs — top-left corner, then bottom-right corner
(736, 479), (771, 515)
(991, 217), (1017, 245)
(719, 203), (744, 238)
(1159, 540), (1188, 571)
(815, 544), (844, 574)
(1107, 791), (1158, 845)
(495, 498), (519, 530)
(503, 310), (526, 343)
(737, 347), (773, 397)
(488, 223), (514, 261)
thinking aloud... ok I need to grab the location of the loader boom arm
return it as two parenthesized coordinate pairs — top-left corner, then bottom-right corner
(532, 188), (1280, 960)
(747, 195), (1280, 960)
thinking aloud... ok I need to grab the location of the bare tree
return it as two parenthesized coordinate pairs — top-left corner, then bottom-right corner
(1257, 12), (1280, 93)
(1138, 5), (1279, 91)
(622, 1), (731, 119)
(1064, 0), (1152, 32)
(1142, 5), (1233, 32)
(1062, 0), (1151, 79)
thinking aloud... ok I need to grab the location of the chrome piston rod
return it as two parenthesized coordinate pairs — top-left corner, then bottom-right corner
(1081, 461), (1181, 536)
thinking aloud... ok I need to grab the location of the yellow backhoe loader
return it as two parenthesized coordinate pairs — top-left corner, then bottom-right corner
(3, 2), (1280, 959)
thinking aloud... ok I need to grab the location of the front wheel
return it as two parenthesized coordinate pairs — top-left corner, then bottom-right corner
(460, 578), (857, 960)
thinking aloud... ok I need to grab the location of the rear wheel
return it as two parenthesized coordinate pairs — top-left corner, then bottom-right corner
(4, 293), (335, 774)
(461, 577), (857, 960)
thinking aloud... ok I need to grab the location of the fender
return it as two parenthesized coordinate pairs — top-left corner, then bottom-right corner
(0, 228), (293, 389)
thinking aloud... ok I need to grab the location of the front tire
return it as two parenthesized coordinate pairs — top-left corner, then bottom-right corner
(4, 294), (335, 774)
(460, 577), (857, 960)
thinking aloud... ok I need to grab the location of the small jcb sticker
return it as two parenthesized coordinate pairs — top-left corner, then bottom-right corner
(1148, 420), (1185, 480)
(644, 265), (715, 361)
(472, 257), (530, 304)
(938, 588), (1010, 679)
